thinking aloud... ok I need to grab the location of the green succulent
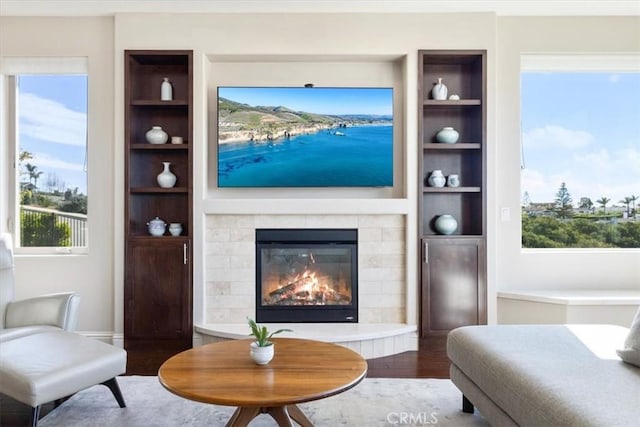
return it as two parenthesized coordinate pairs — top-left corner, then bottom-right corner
(247, 317), (292, 347)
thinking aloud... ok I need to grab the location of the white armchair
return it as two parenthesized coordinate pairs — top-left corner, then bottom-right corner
(0, 234), (80, 342)
(0, 234), (126, 427)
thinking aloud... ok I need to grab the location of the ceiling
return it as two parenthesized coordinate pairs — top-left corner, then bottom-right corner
(1, 0), (639, 17)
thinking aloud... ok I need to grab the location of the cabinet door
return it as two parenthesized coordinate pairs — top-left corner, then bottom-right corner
(125, 239), (191, 340)
(421, 238), (486, 336)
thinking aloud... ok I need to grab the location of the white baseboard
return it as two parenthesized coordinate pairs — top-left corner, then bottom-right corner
(76, 331), (124, 348)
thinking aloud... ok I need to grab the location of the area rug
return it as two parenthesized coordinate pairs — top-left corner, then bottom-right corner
(40, 376), (488, 426)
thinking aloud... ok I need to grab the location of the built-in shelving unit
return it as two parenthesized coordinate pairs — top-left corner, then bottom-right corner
(418, 50), (487, 337)
(124, 50), (193, 372)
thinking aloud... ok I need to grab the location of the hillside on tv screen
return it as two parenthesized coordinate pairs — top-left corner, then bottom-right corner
(217, 86), (393, 188)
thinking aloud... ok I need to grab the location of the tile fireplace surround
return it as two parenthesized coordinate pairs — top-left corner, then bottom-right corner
(196, 214), (418, 359)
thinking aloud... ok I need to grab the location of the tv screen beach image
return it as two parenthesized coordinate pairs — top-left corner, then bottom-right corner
(217, 87), (393, 187)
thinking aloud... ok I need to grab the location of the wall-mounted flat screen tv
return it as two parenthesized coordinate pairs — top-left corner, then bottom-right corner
(217, 86), (393, 187)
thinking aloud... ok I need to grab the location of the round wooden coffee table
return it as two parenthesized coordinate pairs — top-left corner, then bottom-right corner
(158, 337), (368, 427)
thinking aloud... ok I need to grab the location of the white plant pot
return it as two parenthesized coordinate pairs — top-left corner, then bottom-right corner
(250, 342), (274, 365)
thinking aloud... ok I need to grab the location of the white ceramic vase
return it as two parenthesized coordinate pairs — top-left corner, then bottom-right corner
(157, 162), (177, 188)
(447, 174), (461, 188)
(436, 127), (459, 144)
(146, 126), (168, 144)
(168, 223), (182, 236)
(432, 77), (448, 100)
(161, 77), (173, 101)
(427, 170), (446, 187)
(434, 214), (458, 235)
(250, 342), (274, 365)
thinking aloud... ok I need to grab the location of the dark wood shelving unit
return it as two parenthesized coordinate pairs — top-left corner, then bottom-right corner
(124, 50), (193, 372)
(418, 50), (487, 337)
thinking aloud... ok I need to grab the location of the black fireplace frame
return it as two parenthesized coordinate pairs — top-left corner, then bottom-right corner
(255, 228), (358, 323)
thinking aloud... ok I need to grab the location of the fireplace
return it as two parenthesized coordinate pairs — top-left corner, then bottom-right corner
(255, 229), (358, 323)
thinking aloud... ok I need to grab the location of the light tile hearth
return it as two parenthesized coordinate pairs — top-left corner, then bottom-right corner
(198, 214), (418, 358)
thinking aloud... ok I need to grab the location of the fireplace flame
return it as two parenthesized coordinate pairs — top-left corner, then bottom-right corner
(263, 267), (351, 306)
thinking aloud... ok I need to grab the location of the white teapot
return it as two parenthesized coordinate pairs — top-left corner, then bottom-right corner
(147, 216), (166, 237)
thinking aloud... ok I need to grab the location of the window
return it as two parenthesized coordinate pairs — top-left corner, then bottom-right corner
(3, 58), (88, 252)
(521, 55), (640, 249)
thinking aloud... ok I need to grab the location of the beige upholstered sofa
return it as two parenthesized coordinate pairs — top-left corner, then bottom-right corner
(448, 322), (640, 426)
(0, 234), (127, 426)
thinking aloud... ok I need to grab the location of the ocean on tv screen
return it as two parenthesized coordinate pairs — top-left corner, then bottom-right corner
(217, 87), (394, 187)
(218, 124), (393, 187)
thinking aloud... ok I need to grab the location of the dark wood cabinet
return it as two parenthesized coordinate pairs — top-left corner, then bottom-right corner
(420, 238), (486, 335)
(125, 239), (192, 340)
(124, 50), (193, 370)
(418, 50), (487, 337)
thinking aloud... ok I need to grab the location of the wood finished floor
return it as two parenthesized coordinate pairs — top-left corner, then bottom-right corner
(0, 336), (449, 426)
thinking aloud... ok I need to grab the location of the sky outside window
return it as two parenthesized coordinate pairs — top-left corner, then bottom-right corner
(18, 75), (88, 195)
(521, 72), (640, 205)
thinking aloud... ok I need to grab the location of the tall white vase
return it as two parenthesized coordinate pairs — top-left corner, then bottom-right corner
(161, 77), (173, 101)
(432, 77), (448, 100)
(157, 162), (177, 188)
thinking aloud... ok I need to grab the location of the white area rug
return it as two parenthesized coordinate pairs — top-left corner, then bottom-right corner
(40, 376), (488, 427)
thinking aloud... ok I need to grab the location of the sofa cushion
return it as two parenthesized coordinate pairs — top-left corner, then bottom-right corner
(0, 325), (61, 343)
(0, 331), (127, 407)
(448, 324), (640, 427)
(617, 306), (640, 367)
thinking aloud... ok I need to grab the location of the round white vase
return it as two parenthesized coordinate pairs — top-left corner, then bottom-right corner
(436, 127), (459, 144)
(161, 77), (173, 101)
(250, 342), (274, 365)
(434, 214), (458, 235)
(427, 170), (446, 187)
(168, 223), (182, 236)
(432, 77), (448, 100)
(146, 126), (169, 144)
(157, 162), (177, 188)
(447, 174), (461, 188)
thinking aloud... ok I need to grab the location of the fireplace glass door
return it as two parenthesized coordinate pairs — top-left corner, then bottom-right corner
(256, 229), (358, 323)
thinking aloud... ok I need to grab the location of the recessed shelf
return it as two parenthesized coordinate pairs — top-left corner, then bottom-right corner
(423, 99), (481, 106)
(420, 234), (483, 239)
(131, 100), (189, 107)
(130, 187), (189, 193)
(130, 144), (189, 150)
(128, 234), (189, 240)
(423, 187), (481, 193)
(423, 143), (481, 150)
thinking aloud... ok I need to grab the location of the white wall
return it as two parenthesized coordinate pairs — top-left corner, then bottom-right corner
(113, 12), (498, 329)
(0, 17), (116, 337)
(1, 12), (637, 341)
(495, 16), (640, 292)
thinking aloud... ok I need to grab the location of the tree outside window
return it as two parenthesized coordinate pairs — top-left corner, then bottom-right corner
(521, 63), (639, 249)
(15, 74), (88, 248)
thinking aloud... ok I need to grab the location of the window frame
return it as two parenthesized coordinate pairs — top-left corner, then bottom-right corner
(2, 57), (89, 255)
(520, 54), (640, 252)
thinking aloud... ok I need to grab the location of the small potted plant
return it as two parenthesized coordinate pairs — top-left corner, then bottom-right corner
(247, 317), (292, 365)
